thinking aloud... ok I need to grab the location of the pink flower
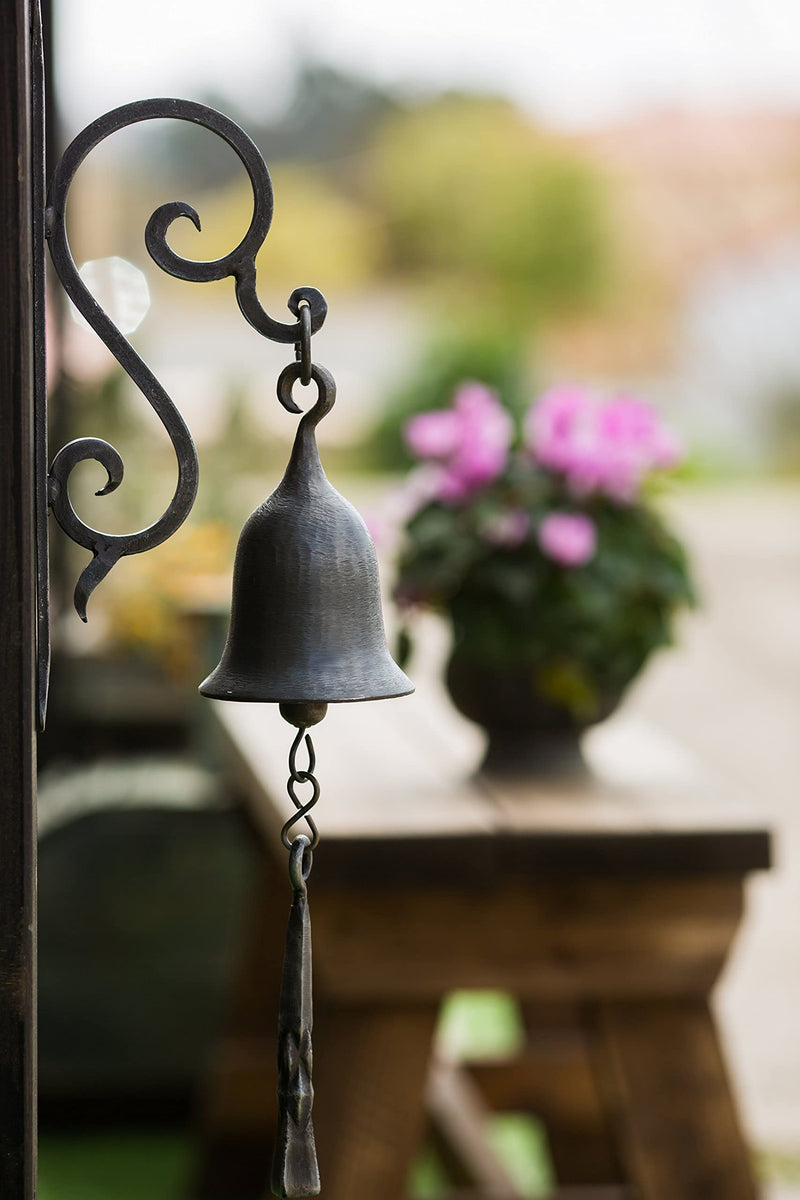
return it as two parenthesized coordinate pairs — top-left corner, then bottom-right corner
(481, 508), (531, 547)
(538, 512), (597, 567)
(404, 409), (460, 459)
(602, 396), (682, 471)
(596, 396), (682, 498)
(404, 382), (513, 503)
(525, 386), (591, 474)
(525, 386), (682, 502)
(396, 465), (445, 516)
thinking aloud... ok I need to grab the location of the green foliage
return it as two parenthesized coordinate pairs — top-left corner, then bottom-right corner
(368, 320), (531, 470)
(395, 471), (695, 721)
(366, 95), (613, 309)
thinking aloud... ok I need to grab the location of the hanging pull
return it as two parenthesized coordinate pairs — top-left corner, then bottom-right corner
(272, 720), (323, 1196)
(271, 833), (320, 1199)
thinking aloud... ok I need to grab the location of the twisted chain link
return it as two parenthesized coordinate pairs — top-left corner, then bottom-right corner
(281, 726), (320, 851)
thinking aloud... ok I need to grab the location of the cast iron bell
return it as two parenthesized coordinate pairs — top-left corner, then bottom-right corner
(200, 362), (413, 717)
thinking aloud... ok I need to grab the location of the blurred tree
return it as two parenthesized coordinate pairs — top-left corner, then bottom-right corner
(258, 61), (398, 173)
(142, 62), (398, 191)
(365, 95), (613, 315)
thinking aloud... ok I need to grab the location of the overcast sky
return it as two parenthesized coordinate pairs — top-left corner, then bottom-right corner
(57, 0), (800, 130)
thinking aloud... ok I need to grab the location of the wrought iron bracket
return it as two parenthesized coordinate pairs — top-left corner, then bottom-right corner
(36, 97), (328, 730)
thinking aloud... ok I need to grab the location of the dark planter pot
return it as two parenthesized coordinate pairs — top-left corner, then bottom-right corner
(445, 650), (625, 779)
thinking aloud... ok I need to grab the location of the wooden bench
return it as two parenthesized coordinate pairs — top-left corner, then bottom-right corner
(193, 677), (770, 1200)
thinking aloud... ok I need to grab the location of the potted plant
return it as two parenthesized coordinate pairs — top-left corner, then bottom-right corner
(392, 382), (696, 774)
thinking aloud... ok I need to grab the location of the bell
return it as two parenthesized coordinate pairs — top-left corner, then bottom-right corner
(200, 363), (413, 720)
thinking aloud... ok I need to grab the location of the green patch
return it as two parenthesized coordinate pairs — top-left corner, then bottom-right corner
(38, 1132), (193, 1200)
(409, 1113), (553, 1198)
(409, 993), (553, 1197)
(437, 989), (525, 1060)
(488, 1113), (554, 1196)
(755, 1146), (800, 1185)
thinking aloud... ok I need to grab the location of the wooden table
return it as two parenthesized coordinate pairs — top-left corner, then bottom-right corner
(194, 678), (770, 1200)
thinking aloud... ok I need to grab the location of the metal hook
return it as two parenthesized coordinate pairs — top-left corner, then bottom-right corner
(276, 361), (336, 426)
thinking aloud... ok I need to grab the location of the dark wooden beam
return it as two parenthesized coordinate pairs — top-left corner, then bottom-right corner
(0, 0), (40, 1195)
(435, 1190), (631, 1199)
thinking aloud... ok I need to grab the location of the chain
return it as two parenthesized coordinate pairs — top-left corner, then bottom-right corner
(281, 726), (321, 852)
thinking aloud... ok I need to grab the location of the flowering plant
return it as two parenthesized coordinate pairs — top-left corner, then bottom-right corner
(393, 383), (695, 725)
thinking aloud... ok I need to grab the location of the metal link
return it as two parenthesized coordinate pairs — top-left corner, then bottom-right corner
(288, 833), (313, 890)
(289, 724), (316, 776)
(281, 726), (320, 850)
(295, 300), (312, 386)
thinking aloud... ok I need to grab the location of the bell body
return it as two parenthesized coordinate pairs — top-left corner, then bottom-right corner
(200, 413), (413, 706)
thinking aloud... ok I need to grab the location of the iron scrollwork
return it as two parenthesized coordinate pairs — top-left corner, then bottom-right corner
(45, 98), (327, 622)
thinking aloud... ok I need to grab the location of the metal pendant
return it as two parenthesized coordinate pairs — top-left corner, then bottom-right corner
(271, 834), (320, 1199)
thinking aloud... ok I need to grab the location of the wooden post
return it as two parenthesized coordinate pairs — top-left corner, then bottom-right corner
(0, 0), (40, 1196)
(587, 999), (759, 1200)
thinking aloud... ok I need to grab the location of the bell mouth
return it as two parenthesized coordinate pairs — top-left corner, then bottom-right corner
(198, 665), (415, 705)
(199, 682), (415, 704)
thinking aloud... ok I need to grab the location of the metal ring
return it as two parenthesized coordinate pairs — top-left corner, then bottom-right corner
(296, 301), (312, 386)
(288, 834), (313, 890)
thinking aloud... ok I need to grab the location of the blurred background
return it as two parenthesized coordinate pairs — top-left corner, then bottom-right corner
(39, 1), (800, 1197)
